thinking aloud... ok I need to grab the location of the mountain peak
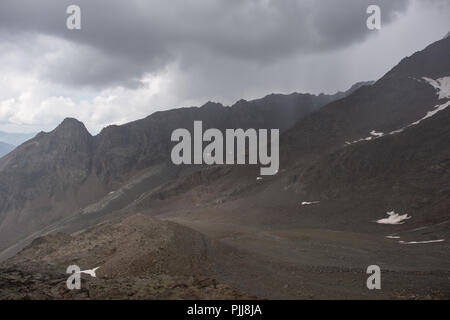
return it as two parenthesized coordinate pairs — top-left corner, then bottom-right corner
(384, 35), (450, 79)
(54, 118), (91, 136)
(58, 117), (85, 127)
(200, 101), (223, 109)
(444, 31), (450, 39)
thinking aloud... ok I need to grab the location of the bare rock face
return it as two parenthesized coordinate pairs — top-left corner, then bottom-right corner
(0, 118), (100, 252)
(0, 118), (93, 207)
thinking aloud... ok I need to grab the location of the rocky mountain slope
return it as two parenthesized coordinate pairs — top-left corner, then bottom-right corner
(282, 36), (450, 162)
(105, 36), (450, 299)
(0, 35), (449, 299)
(128, 36), (450, 235)
(0, 214), (256, 299)
(0, 84), (365, 254)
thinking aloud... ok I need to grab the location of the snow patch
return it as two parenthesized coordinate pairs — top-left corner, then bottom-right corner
(301, 201), (320, 206)
(399, 239), (445, 245)
(256, 177), (263, 181)
(386, 235), (401, 239)
(376, 211), (411, 225)
(346, 129), (385, 145)
(422, 77), (450, 99)
(370, 130), (384, 137)
(410, 101), (450, 126)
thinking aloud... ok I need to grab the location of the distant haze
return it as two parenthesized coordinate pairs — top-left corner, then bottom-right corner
(0, 131), (36, 146)
(0, 141), (15, 157)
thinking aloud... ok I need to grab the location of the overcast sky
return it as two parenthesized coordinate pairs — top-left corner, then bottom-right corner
(0, 0), (449, 134)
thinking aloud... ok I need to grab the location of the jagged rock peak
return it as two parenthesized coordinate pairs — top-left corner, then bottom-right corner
(53, 118), (91, 136)
(200, 101), (224, 109)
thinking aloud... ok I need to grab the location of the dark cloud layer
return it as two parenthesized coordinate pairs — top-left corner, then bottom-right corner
(0, 0), (411, 89)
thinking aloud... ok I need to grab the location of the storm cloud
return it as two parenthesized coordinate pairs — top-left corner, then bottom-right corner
(0, 0), (449, 133)
(0, 0), (412, 88)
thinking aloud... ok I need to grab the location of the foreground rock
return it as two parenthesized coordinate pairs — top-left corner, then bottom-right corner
(0, 214), (256, 300)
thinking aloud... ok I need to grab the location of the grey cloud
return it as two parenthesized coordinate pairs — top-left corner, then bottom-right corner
(0, 0), (412, 89)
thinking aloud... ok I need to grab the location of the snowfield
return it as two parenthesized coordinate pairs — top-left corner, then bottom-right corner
(410, 101), (450, 126)
(422, 77), (450, 99)
(370, 130), (384, 137)
(301, 201), (320, 206)
(377, 211), (411, 225)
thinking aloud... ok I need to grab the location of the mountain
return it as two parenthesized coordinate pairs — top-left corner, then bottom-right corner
(134, 36), (450, 228)
(0, 85), (365, 255)
(276, 37), (450, 228)
(0, 142), (14, 158)
(104, 36), (450, 298)
(283, 37), (450, 161)
(0, 36), (449, 299)
(0, 131), (36, 146)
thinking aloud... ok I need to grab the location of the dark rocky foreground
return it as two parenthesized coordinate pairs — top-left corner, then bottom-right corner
(0, 268), (255, 300)
(1, 214), (449, 300)
(0, 214), (257, 300)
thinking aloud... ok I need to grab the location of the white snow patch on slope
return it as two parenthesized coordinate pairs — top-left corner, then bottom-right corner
(377, 211), (411, 225)
(370, 130), (384, 137)
(399, 239), (445, 245)
(410, 101), (450, 125)
(301, 201), (320, 206)
(386, 235), (401, 239)
(346, 136), (374, 145)
(422, 77), (450, 99)
(346, 130), (386, 145)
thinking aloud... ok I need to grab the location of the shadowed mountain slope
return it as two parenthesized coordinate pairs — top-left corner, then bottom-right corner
(0, 36), (449, 300)
(0, 86), (364, 253)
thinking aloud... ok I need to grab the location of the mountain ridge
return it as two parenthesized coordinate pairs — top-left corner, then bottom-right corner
(0, 36), (449, 299)
(0, 82), (368, 252)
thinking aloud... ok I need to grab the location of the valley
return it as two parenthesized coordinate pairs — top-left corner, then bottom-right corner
(0, 35), (449, 300)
